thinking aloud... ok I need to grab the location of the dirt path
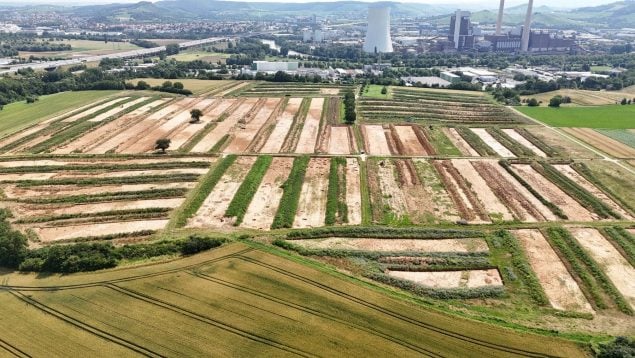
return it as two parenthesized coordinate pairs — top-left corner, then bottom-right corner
(188, 156), (256, 228)
(394, 125), (427, 155)
(511, 164), (595, 221)
(295, 98), (324, 154)
(32, 219), (168, 242)
(328, 126), (351, 155)
(345, 158), (362, 225)
(363, 125), (391, 155)
(571, 228), (635, 310)
(290, 237), (488, 253)
(241, 157), (293, 230)
(293, 157), (330, 228)
(554, 164), (632, 220)
(223, 98), (280, 153)
(61, 97), (130, 123)
(470, 128), (516, 157)
(564, 128), (635, 158)
(514, 229), (593, 313)
(387, 269), (502, 288)
(442, 128), (480, 157)
(87, 97), (150, 123)
(501, 128), (547, 157)
(451, 159), (514, 221)
(260, 98), (302, 153)
(190, 98), (258, 152)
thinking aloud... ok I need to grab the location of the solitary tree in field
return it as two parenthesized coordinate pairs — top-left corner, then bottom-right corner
(381, 86), (388, 95)
(190, 109), (203, 123)
(548, 96), (562, 108)
(155, 138), (171, 154)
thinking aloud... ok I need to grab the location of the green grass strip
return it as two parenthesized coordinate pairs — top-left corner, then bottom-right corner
(455, 127), (497, 156)
(571, 162), (635, 215)
(14, 208), (171, 224)
(15, 173), (200, 187)
(169, 155), (237, 228)
(271, 156), (310, 229)
(18, 188), (187, 204)
(600, 227), (635, 268)
(325, 157), (342, 226)
(224, 155), (272, 225)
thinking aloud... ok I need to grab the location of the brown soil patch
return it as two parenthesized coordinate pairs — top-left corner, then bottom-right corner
(362, 125), (391, 155)
(443, 128), (479, 156)
(564, 128), (635, 158)
(241, 157), (293, 230)
(328, 126), (351, 155)
(432, 160), (489, 223)
(514, 229), (593, 312)
(190, 98), (258, 152)
(16, 198), (184, 217)
(511, 164), (594, 221)
(188, 156), (256, 228)
(224, 98), (280, 153)
(61, 97), (130, 123)
(470, 128), (516, 157)
(387, 269), (502, 288)
(260, 98), (302, 153)
(393, 125), (427, 155)
(345, 158), (362, 225)
(293, 157), (330, 228)
(295, 98), (324, 154)
(32, 219), (168, 242)
(290, 237), (488, 253)
(501, 129), (547, 157)
(571, 228), (635, 309)
(169, 99), (226, 150)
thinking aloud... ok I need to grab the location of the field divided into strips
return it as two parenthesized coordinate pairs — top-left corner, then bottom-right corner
(238, 82), (350, 97)
(224, 98), (281, 153)
(295, 98), (325, 154)
(0, 157), (213, 242)
(260, 98), (303, 153)
(564, 128), (635, 158)
(293, 157), (330, 228)
(0, 243), (585, 357)
(442, 128), (480, 156)
(470, 128), (516, 157)
(359, 87), (524, 124)
(595, 129), (635, 149)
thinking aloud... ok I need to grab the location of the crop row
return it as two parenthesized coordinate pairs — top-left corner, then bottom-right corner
(18, 188), (188, 205)
(224, 155), (272, 225)
(14, 207), (171, 224)
(271, 156), (310, 229)
(14, 173), (201, 187)
(325, 157), (348, 225)
(487, 128), (535, 157)
(286, 226), (482, 239)
(600, 227), (635, 267)
(454, 127), (498, 156)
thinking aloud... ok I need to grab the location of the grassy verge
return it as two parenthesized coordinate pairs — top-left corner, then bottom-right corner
(168, 155), (237, 228)
(271, 156), (309, 229)
(224, 155), (272, 225)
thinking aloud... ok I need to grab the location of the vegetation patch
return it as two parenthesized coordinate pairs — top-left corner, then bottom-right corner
(455, 127), (497, 156)
(224, 155), (272, 225)
(600, 227), (635, 267)
(271, 156), (309, 229)
(325, 157), (348, 225)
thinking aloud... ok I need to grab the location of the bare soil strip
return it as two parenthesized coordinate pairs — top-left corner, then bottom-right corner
(241, 157), (293, 230)
(373, 160), (408, 219)
(14, 198), (184, 217)
(54, 98), (170, 154)
(290, 237), (489, 253)
(345, 158), (362, 225)
(0, 157), (213, 168)
(32, 219), (168, 242)
(3, 182), (195, 199)
(295, 98), (325, 154)
(61, 97), (130, 123)
(514, 229), (593, 312)
(411, 159), (460, 223)
(470, 128), (516, 157)
(451, 159), (514, 221)
(191, 98), (259, 152)
(564, 128), (635, 158)
(223, 98), (281, 153)
(260, 98), (302, 153)
(433, 160), (489, 223)
(554, 164), (632, 219)
(442, 128), (480, 156)
(293, 157), (330, 228)
(216, 81), (249, 96)
(394, 125), (427, 155)
(511, 164), (594, 221)
(167, 99), (224, 150)
(87, 97), (150, 122)
(571, 228), (635, 309)
(363, 125), (391, 155)
(387, 269), (502, 288)
(502, 129), (547, 157)
(328, 126), (351, 155)
(1, 169), (204, 182)
(188, 156), (256, 228)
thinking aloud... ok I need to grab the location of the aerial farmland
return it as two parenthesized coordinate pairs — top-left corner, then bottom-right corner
(0, 80), (633, 356)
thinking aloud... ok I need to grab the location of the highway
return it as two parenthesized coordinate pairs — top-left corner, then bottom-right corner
(0, 37), (227, 75)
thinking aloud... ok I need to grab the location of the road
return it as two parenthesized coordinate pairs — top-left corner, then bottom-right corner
(0, 37), (228, 75)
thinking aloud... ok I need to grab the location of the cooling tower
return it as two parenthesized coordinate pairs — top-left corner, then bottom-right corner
(520, 0), (533, 52)
(363, 6), (393, 53)
(496, 0), (505, 35)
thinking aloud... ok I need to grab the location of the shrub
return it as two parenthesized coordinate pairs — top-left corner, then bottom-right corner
(597, 336), (635, 358)
(0, 209), (28, 268)
(180, 236), (225, 255)
(548, 95), (562, 108)
(527, 98), (539, 107)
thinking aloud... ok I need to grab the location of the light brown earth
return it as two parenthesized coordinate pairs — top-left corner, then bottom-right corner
(570, 228), (635, 309)
(14, 198), (184, 217)
(511, 164), (595, 221)
(0, 168), (206, 182)
(524, 127), (599, 159)
(289, 237), (489, 253)
(32, 219), (168, 242)
(374, 160), (408, 219)
(216, 81), (249, 96)
(191, 98), (259, 152)
(295, 98), (324, 154)
(241, 157), (293, 230)
(61, 97), (130, 123)
(188, 156), (256, 228)
(363, 125), (391, 155)
(563, 128), (635, 158)
(554, 164), (632, 219)
(501, 128), (547, 157)
(168, 99), (225, 150)
(224, 98), (280, 153)
(514, 229), (593, 313)
(465, 269), (504, 288)
(470, 128), (516, 157)
(451, 159), (514, 221)
(0, 157), (214, 168)
(442, 128), (480, 157)
(328, 126), (351, 155)
(260, 98), (302, 153)
(87, 97), (150, 122)
(3, 182), (195, 199)
(394, 125), (427, 155)
(320, 88), (340, 95)
(387, 269), (503, 288)
(433, 160), (488, 223)
(412, 159), (460, 223)
(345, 158), (362, 225)
(293, 157), (330, 228)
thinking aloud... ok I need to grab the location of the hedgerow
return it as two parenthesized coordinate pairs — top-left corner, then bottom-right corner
(325, 157), (348, 225)
(286, 226), (482, 239)
(14, 208), (171, 224)
(271, 156), (309, 229)
(224, 155), (272, 225)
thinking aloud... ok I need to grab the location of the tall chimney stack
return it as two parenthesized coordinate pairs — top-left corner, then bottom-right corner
(496, 0), (505, 35)
(520, 0), (533, 52)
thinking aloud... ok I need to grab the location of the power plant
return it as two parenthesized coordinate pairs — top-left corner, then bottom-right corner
(495, 0), (505, 35)
(363, 6), (393, 53)
(520, 0), (534, 52)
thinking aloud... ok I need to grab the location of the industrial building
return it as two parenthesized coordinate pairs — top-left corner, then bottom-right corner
(448, 10), (478, 51)
(252, 61), (299, 72)
(363, 6), (393, 53)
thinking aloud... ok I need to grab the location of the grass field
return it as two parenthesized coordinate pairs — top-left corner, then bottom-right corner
(517, 105), (635, 128)
(0, 242), (587, 357)
(362, 84), (392, 99)
(19, 40), (141, 59)
(520, 87), (635, 106)
(0, 90), (117, 137)
(127, 78), (232, 94)
(168, 50), (230, 63)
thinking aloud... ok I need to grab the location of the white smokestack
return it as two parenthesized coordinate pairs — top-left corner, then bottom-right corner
(520, 0), (533, 52)
(363, 6), (393, 53)
(496, 0), (505, 35)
